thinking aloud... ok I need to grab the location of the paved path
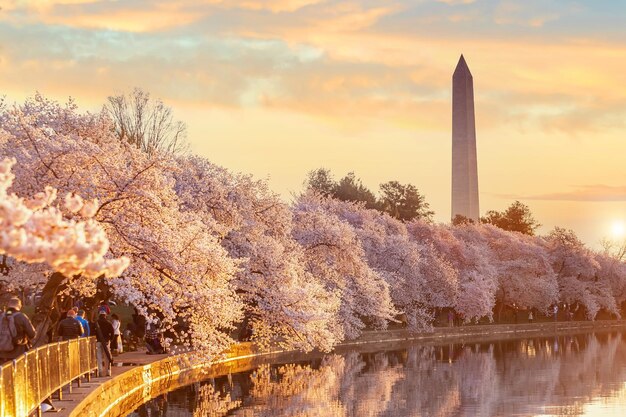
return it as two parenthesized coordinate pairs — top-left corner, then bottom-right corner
(53, 350), (170, 417)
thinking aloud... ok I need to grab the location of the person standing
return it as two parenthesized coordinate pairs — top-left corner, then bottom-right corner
(145, 319), (166, 355)
(76, 310), (90, 337)
(528, 310), (534, 323)
(110, 313), (123, 354)
(0, 297), (36, 364)
(57, 310), (83, 341)
(132, 309), (146, 339)
(97, 300), (111, 316)
(93, 313), (114, 376)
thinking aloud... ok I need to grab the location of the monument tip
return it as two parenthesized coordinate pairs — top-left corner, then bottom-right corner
(454, 54), (471, 76)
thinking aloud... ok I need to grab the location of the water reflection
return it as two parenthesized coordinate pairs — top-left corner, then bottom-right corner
(128, 332), (626, 417)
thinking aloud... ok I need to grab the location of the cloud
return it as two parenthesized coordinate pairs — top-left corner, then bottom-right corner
(499, 185), (626, 202)
(0, 0), (343, 31)
(1, 0), (626, 135)
(437, 0), (476, 4)
(1, 1), (206, 31)
(223, 0), (329, 13)
(494, 1), (562, 27)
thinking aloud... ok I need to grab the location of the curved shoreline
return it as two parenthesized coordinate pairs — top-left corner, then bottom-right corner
(70, 320), (626, 417)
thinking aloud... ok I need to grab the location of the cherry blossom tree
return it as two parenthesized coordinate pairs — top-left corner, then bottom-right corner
(543, 227), (616, 319)
(318, 195), (457, 331)
(410, 221), (498, 323)
(173, 156), (341, 352)
(1, 95), (242, 355)
(292, 193), (396, 339)
(593, 251), (626, 315)
(479, 225), (558, 317)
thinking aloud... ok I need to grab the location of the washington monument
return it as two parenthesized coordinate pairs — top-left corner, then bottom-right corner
(451, 55), (480, 222)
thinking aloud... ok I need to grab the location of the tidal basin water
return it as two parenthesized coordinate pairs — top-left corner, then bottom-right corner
(128, 331), (626, 416)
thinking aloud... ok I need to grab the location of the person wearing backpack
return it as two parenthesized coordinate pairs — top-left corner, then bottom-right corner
(92, 313), (114, 376)
(57, 309), (83, 341)
(0, 297), (36, 364)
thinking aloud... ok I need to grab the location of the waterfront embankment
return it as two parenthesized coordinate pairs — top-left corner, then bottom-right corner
(62, 320), (626, 417)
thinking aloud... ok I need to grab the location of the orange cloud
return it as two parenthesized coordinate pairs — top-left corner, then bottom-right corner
(1, 2), (201, 31)
(0, 0), (330, 31)
(1, 0), (626, 139)
(227, 0), (327, 13)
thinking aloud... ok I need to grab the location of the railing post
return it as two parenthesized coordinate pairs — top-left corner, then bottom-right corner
(12, 359), (18, 417)
(0, 366), (3, 417)
(67, 340), (72, 394)
(86, 338), (92, 382)
(56, 341), (63, 401)
(77, 340), (82, 387)
(34, 347), (41, 414)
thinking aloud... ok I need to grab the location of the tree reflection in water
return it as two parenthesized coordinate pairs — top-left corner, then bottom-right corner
(129, 332), (626, 417)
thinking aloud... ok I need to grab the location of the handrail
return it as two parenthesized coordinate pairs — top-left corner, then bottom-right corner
(0, 336), (97, 417)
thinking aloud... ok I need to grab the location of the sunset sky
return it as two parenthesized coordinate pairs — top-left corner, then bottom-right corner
(1, 0), (625, 247)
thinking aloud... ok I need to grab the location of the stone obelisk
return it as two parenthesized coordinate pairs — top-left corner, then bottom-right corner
(451, 54), (479, 222)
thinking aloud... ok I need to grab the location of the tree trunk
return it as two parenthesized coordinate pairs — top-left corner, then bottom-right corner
(31, 272), (66, 348)
(497, 288), (506, 323)
(30, 274), (111, 347)
(83, 277), (111, 322)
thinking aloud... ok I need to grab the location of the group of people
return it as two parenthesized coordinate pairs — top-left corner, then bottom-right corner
(56, 302), (123, 377)
(0, 297), (124, 376)
(1, 296), (168, 377)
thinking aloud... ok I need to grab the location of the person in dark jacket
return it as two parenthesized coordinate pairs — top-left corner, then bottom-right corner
(57, 310), (83, 341)
(0, 298), (36, 364)
(132, 309), (146, 338)
(93, 313), (114, 376)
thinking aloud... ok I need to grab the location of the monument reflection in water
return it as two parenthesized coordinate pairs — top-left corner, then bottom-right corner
(129, 332), (626, 417)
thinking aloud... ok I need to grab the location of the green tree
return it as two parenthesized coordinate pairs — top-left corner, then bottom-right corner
(334, 172), (377, 208)
(452, 214), (475, 226)
(378, 181), (434, 221)
(481, 200), (540, 235)
(304, 168), (336, 196)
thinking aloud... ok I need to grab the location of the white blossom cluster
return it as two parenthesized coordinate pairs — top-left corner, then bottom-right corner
(0, 157), (129, 280)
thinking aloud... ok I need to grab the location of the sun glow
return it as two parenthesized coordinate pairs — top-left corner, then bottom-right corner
(611, 221), (625, 238)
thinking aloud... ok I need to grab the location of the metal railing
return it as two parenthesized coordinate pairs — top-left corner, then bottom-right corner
(0, 337), (97, 417)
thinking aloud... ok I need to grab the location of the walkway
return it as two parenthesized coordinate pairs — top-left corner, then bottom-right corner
(53, 350), (170, 417)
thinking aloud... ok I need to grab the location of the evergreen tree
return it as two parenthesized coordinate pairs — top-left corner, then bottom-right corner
(481, 201), (540, 235)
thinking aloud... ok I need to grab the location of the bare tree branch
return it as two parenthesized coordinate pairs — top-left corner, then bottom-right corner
(105, 88), (188, 155)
